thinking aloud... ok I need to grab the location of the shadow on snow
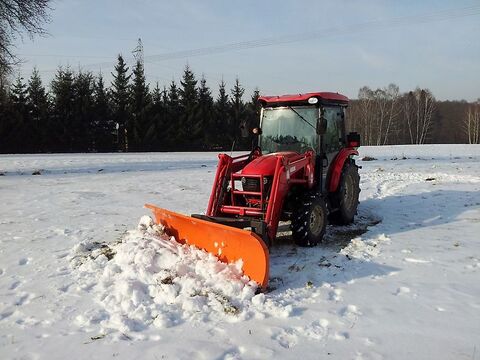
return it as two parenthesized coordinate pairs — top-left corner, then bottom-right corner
(268, 189), (479, 292)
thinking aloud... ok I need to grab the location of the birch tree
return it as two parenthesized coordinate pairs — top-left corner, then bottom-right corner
(402, 88), (436, 144)
(357, 86), (374, 145)
(353, 84), (400, 145)
(464, 101), (480, 144)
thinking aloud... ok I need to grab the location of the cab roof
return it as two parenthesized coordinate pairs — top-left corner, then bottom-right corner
(258, 92), (349, 106)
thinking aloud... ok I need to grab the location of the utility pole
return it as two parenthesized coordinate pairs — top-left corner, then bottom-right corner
(132, 38), (144, 66)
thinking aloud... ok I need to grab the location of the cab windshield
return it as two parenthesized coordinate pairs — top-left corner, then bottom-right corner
(259, 106), (318, 154)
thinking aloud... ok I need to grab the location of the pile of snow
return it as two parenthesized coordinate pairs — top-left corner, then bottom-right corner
(340, 234), (390, 261)
(70, 216), (289, 335)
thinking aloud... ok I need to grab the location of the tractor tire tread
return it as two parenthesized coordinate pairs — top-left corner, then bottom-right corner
(291, 192), (327, 247)
(329, 161), (360, 225)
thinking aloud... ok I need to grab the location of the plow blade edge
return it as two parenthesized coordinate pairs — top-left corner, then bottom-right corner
(145, 204), (269, 289)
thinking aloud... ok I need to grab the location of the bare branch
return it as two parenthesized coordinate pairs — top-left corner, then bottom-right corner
(0, 0), (51, 73)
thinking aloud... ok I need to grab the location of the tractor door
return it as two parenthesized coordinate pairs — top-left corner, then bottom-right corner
(321, 106), (345, 189)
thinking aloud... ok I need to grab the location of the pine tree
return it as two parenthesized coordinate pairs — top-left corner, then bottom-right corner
(0, 76), (10, 152)
(214, 79), (230, 149)
(26, 68), (50, 152)
(51, 67), (75, 151)
(0, 75), (8, 106)
(244, 87), (260, 149)
(72, 71), (95, 151)
(178, 65), (198, 148)
(92, 74), (114, 151)
(148, 82), (166, 150)
(197, 75), (214, 149)
(229, 77), (246, 149)
(111, 55), (131, 151)
(7, 76), (29, 152)
(179, 65), (198, 106)
(130, 60), (152, 150)
(10, 75), (28, 108)
(159, 85), (170, 150)
(166, 80), (181, 149)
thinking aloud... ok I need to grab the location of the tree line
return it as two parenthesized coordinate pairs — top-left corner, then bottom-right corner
(347, 84), (480, 145)
(0, 56), (260, 153)
(2, 1), (479, 151)
(1, 60), (479, 154)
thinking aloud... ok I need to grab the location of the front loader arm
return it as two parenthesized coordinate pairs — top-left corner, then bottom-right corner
(206, 153), (253, 217)
(264, 151), (315, 241)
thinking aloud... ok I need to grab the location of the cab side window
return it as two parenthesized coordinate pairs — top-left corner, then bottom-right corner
(323, 106), (343, 153)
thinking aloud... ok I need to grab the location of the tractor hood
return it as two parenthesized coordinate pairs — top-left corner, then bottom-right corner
(241, 152), (299, 176)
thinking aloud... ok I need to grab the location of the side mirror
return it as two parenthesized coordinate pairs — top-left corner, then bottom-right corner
(347, 132), (361, 148)
(252, 127), (262, 135)
(316, 116), (327, 135)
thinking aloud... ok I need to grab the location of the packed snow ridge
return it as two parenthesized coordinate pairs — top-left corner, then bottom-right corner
(70, 216), (290, 334)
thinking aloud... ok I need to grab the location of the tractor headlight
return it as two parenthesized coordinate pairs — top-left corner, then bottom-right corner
(263, 177), (269, 185)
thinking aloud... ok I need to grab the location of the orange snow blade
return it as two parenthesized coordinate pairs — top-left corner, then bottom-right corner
(145, 204), (269, 290)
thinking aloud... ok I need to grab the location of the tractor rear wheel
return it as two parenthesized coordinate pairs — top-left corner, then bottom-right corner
(330, 162), (360, 225)
(291, 192), (327, 247)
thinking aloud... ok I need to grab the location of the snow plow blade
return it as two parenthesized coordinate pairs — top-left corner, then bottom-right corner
(145, 204), (269, 290)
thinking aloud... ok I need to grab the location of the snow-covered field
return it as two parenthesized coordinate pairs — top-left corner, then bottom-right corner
(0, 145), (479, 360)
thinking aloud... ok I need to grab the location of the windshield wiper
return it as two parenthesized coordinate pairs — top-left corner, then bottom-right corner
(287, 106), (317, 131)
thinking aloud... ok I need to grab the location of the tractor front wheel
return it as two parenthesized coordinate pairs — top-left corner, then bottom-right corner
(330, 162), (360, 225)
(291, 192), (327, 247)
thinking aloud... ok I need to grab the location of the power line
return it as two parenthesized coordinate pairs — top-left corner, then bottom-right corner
(18, 53), (116, 59)
(30, 4), (480, 73)
(142, 4), (480, 62)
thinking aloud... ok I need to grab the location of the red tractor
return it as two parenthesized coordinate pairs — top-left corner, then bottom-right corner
(147, 91), (360, 289)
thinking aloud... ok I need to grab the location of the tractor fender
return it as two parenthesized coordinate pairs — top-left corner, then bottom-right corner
(327, 148), (359, 192)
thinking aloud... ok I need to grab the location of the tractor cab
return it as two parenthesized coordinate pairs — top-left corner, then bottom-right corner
(258, 105), (320, 155)
(257, 92), (349, 157)
(252, 92), (356, 193)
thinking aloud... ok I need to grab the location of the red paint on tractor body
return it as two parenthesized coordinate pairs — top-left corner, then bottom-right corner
(327, 148), (359, 192)
(259, 92), (348, 105)
(206, 150), (316, 242)
(241, 152), (299, 176)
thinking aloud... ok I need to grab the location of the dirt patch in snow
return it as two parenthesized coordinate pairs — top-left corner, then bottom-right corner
(275, 208), (382, 250)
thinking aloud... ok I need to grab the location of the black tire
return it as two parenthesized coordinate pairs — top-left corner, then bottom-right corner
(329, 162), (360, 225)
(291, 192), (328, 247)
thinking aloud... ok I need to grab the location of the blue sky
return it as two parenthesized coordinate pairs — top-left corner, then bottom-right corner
(14, 0), (480, 101)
